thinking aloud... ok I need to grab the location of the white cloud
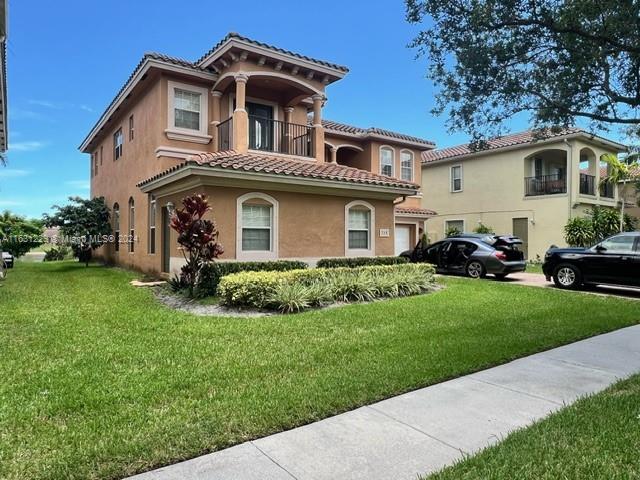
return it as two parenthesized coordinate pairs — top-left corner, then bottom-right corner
(79, 104), (94, 113)
(65, 180), (90, 190)
(28, 99), (61, 109)
(0, 200), (25, 207)
(0, 169), (31, 178)
(9, 141), (47, 152)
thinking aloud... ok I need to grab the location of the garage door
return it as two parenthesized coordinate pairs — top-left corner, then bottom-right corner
(395, 226), (411, 256)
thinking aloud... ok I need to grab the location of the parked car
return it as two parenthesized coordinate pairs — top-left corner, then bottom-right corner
(543, 232), (640, 289)
(2, 251), (14, 268)
(402, 233), (526, 279)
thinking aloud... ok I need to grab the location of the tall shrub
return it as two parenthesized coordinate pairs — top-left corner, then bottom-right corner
(170, 194), (223, 297)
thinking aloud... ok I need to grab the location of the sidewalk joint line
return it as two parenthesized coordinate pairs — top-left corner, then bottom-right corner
(466, 377), (563, 406)
(250, 441), (300, 480)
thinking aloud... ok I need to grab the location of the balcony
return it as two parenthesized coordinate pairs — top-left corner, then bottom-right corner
(599, 178), (615, 198)
(525, 174), (567, 196)
(217, 115), (314, 158)
(579, 173), (596, 195)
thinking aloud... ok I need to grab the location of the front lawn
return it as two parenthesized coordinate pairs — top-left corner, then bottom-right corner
(428, 373), (640, 479)
(1, 262), (638, 479)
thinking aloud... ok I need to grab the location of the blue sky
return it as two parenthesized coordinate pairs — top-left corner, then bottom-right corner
(1, 0), (628, 219)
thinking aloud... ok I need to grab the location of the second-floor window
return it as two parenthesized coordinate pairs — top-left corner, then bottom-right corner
(451, 165), (463, 192)
(380, 147), (394, 177)
(129, 115), (135, 141)
(174, 88), (201, 131)
(400, 150), (413, 181)
(148, 195), (156, 255)
(114, 129), (123, 160)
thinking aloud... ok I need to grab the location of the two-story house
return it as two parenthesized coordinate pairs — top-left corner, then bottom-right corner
(421, 128), (627, 260)
(80, 33), (435, 274)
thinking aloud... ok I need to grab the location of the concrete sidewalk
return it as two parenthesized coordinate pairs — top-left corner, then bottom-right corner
(129, 325), (640, 480)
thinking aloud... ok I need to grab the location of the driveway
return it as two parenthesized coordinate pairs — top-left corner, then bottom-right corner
(496, 272), (640, 300)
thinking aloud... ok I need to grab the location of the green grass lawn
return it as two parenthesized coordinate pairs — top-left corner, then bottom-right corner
(525, 263), (544, 274)
(1, 262), (638, 480)
(427, 374), (640, 479)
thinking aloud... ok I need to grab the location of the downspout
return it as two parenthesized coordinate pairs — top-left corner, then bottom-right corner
(564, 139), (573, 220)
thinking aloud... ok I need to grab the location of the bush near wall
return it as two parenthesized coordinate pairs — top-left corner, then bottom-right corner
(316, 256), (408, 269)
(218, 264), (436, 313)
(196, 260), (308, 297)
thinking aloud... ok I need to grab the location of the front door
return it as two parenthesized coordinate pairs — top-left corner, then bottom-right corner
(247, 102), (274, 151)
(395, 225), (411, 256)
(161, 207), (171, 273)
(512, 218), (529, 260)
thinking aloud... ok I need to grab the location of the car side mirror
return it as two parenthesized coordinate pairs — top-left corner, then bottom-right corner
(595, 245), (607, 252)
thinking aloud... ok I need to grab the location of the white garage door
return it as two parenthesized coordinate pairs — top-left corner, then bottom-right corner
(394, 226), (411, 256)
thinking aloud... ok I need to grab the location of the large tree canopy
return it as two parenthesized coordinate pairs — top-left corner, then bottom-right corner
(406, 0), (640, 140)
(0, 211), (43, 258)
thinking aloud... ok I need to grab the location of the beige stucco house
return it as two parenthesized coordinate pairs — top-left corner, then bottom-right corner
(421, 129), (628, 260)
(81, 33), (435, 274)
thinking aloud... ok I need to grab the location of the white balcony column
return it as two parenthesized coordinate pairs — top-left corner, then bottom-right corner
(312, 94), (325, 162)
(232, 73), (249, 153)
(210, 90), (223, 151)
(330, 146), (337, 164)
(284, 106), (294, 155)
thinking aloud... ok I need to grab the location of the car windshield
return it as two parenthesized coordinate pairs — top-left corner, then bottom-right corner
(593, 235), (636, 253)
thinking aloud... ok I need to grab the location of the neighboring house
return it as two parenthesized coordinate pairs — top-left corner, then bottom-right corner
(80, 33), (435, 274)
(421, 129), (627, 260)
(0, 0), (7, 153)
(622, 165), (640, 221)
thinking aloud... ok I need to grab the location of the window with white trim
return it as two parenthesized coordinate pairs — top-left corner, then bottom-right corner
(451, 165), (463, 192)
(148, 195), (156, 254)
(242, 204), (272, 251)
(113, 203), (120, 253)
(174, 88), (201, 131)
(348, 208), (371, 250)
(380, 147), (394, 177)
(128, 197), (135, 253)
(113, 129), (123, 160)
(400, 150), (413, 181)
(445, 220), (464, 236)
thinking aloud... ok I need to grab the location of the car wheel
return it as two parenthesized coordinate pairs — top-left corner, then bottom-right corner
(553, 264), (582, 290)
(494, 273), (508, 280)
(466, 260), (486, 279)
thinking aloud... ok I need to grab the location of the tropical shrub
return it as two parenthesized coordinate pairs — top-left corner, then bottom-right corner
(43, 245), (71, 261)
(316, 256), (408, 269)
(445, 227), (462, 237)
(196, 260), (308, 297)
(564, 206), (636, 247)
(218, 264), (436, 313)
(170, 194), (224, 297)
(473, 223), (494, 234)
(564, 217), (595, 247)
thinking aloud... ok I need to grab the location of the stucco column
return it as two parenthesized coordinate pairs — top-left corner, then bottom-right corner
(330, 146), (337, 164)
(284, 106), (294, 155)
(312, 94), (325, 162)
(233, 73), (249, 153)
(210, 90), (223, 151)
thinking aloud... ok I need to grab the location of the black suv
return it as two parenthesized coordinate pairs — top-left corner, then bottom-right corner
(543, 232), (640, 289)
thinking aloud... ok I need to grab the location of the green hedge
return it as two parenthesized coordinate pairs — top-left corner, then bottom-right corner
(316, 256), (408, 269)
(197, 260), (308, 297)
(218, 263), (436, 313)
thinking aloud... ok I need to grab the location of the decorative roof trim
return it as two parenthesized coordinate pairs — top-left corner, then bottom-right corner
(322, 119), (435, 149)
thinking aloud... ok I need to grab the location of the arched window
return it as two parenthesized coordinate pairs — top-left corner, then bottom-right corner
(113, 203), (120, 253)
(236, 193), (279, 260)
(345, 201), (375, 256)
(148, 195), (156, 254)
(380, 146), (395, 177)
(128, 197), (135, 253)
(400, 150), (414, 181)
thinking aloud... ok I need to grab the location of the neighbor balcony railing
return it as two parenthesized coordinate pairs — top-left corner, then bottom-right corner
(524, 174), (567, 196)
(579, 173), (596, 196)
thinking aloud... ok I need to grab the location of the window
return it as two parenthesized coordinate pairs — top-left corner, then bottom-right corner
(128, 197), (135, 253)
(174, 88), (201, 131)
(380, 147), (394, 177)
(113, 129), (123, 160)
(445, 220), (464, 236)
(129, 115), (135, 141)
(100, 145), (103, 165)
(345, 201), (375, 255)
(451, 165), (463, 192)
(598, 235), (635, 253)
(113, 203), (120, 252)
(400, 150), (413, 181)
(94, 153), (98, 176)
(148, 195), (156, 254)
(242, 204), (272, 251)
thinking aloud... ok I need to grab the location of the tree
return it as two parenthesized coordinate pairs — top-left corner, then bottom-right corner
(601, 153), (640, 231)
(170, 194), (224, 297)
(406, 0), (640, 141)
(0, 211), (44, 257)
(43, 197), (111, 266)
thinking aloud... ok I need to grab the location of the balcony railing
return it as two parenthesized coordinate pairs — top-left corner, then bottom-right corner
(599, 178), (615, 198)
(579, 173), (596, 195)
(248, 115), (313, 157)
(525, 174), (567, 196)
(217, 117), (233, 151)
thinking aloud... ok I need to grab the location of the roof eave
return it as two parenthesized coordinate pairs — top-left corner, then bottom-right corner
(324, 128), (435, 150)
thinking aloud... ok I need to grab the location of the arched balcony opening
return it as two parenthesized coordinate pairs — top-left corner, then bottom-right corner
(524, 149), (567, 196)
(579, 147), (598, 196)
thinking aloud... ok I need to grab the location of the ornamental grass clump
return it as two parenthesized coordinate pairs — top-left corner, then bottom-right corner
(217, 263), (436, 313)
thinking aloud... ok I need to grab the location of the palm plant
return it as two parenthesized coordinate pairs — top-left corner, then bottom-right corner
(601, 153), (640, 232)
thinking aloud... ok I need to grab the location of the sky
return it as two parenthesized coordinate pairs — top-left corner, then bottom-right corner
(1, 0), (628, 219)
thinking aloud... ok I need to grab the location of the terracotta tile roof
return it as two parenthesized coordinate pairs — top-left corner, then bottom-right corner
(322, 120), (435, 148)
(196, 32), (349, 72)
(629, 164), (640, 178)
(395, 206), (437, 216)
(137, 150), (420, 191)
(422, 128), (584, 164)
